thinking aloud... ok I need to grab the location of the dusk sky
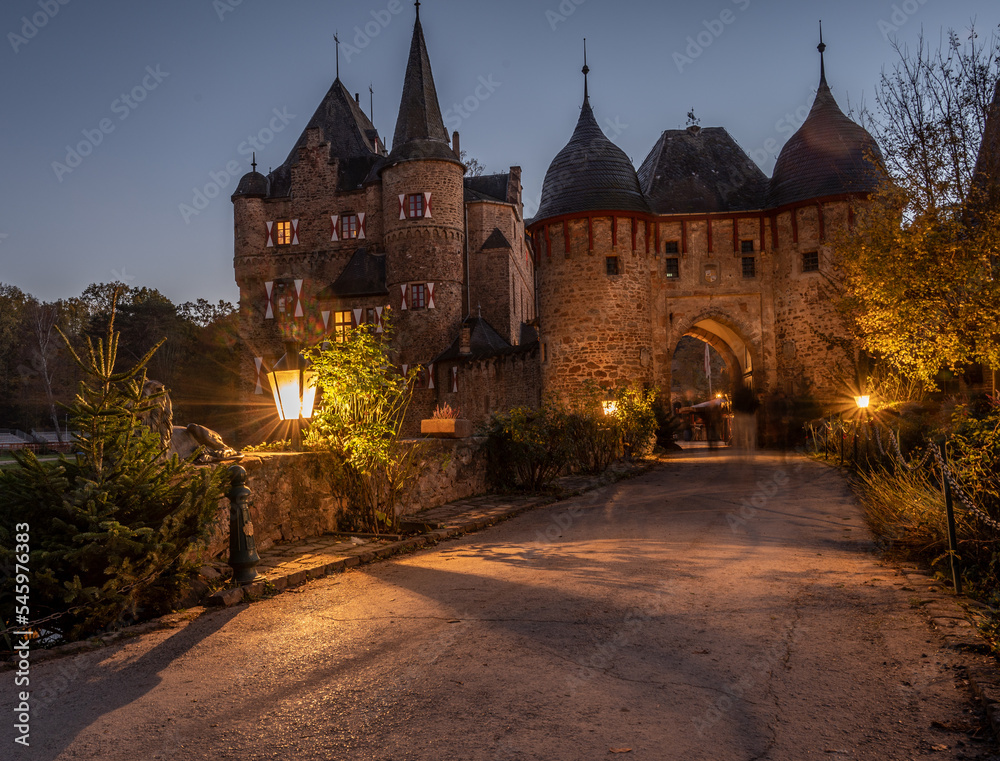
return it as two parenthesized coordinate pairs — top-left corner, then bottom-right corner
(1, 0), (997, 306)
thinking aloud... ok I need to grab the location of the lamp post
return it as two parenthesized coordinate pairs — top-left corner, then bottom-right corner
(854, 395), (870, 468)
(267, 343), (317, 450)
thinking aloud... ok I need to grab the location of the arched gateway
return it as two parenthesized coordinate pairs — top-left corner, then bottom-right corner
(528, 36), (883, 410)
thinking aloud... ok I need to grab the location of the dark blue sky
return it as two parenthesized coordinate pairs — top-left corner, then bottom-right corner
(1, 0), (996, 304)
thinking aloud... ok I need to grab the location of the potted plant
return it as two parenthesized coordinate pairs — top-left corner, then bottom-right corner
(421, 403), (473, 439)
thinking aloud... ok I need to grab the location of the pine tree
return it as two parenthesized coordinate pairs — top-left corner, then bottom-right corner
(0, 302), (224, 642)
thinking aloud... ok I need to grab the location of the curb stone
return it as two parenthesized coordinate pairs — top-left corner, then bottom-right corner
(898, 567), (1000, 738)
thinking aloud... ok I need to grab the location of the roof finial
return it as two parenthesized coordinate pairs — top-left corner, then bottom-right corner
(369, 82), (375, 124)
(582, 38), (590, 107)
(817, 20), (828, 88)
(415, 0), (420, 20)
(251, 152), (257, 173)
(334, 31), (340, 81)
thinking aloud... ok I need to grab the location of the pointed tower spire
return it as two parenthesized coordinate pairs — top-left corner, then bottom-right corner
(817, 21), (828, 89)
(582, 38), (590, 107)
(388, 0), (457, 164)
(334, 31), (340, 81)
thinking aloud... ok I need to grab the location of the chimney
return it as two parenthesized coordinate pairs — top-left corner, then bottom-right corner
(355, 93), (360, 104)
(453, 130), (461, 160)
(460, 325), (472, 355)
(508, 166), (522, 205)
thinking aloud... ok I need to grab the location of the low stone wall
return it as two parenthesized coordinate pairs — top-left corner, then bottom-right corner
(400, 437), (488, 515)
(203, 438), (488, 560)
(203, 452), (345, 559)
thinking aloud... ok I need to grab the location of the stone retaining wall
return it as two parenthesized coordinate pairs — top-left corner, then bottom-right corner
(203, 438), (488, 559)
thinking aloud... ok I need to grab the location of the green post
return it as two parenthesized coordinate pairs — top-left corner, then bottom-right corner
(227, 465), (260, 585)
(938, 441), (962, 595)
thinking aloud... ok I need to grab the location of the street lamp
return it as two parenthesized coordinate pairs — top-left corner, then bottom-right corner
(267, 344), (316, 449)
(853, 395), (871, 467)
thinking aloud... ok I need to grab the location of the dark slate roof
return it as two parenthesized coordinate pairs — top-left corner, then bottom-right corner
(433, 317), (513, 362)
(232, 171), (268, 199)
(480, 227), (512, 250)
(385, 11), (461, 167)
(316, 247), (388, 299)
(265, 78), (385, 196)
(972, 78), (1000, 210)
(638, 127), (768, 213)
(767, 70), (884, 208)
(464, 173), (510, 203)
(534, 100), (649, 222)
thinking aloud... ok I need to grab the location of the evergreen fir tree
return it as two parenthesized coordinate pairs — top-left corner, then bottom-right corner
(0, 301), (224, 642)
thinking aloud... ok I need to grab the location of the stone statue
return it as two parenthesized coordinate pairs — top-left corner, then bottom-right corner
(142, 380), (242, 463)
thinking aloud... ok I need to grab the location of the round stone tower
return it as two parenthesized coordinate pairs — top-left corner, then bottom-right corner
(528, 58), (652, 400)
(380, 4), (465, 368)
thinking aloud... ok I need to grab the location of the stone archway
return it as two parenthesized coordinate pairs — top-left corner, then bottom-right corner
(668, 311), (762, 400)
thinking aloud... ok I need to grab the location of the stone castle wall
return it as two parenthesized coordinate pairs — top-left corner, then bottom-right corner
(535, 215), (654, 400)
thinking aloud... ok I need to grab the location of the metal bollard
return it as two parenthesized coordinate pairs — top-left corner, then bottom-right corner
(227, 465), (260, 585)
(938, 441), (962, 595)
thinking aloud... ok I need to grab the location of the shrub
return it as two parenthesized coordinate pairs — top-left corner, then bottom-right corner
(564, 381), (622, 473)
(614, 386), (658, 459)
(481, 405), (572, 492)
(0, 309), (224, 643)
(303, 324), (417, 534)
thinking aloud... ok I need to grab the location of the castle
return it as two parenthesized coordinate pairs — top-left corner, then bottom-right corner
(232, 4), (887, 436)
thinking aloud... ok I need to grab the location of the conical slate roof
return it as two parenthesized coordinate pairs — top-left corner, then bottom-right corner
(534, 98), (649, 222)
(639, 127), (767, 214)
(232, 170), (268, 199)
(768, 44), (883, 208)
(386, 8), (460, 166)
(971, 78), (1000, 211)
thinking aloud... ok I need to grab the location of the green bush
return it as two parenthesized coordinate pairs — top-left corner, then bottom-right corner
(0, 310), (224, 643)
(481, 405), (573, 492)
(303, 323), (417, 534)
(614, 386), (658, 459)
(564, 381), (622, 473)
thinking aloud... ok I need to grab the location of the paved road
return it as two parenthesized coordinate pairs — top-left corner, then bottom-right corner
(6, 451), (999, 760)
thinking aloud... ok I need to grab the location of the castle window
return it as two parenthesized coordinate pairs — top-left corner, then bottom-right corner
(410, 283), (427, 310)
(331, 310), (352, 343)
(802, 251), (820, 273)
(665, 258), (680, 279)
(342, 214), (360, 239)
(606, 256), (620, 276)
(276, 221), (292, 246)
(741, 240), (754, 254)
(664, 241), (680, 255)
(407, 193), (425, 219)
(742, 256), (756, 279)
